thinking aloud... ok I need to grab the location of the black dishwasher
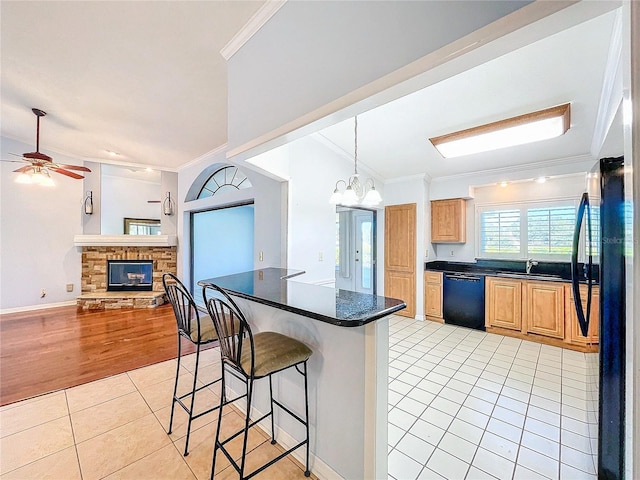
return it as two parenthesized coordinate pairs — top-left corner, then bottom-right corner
(443, 273), (485, 331)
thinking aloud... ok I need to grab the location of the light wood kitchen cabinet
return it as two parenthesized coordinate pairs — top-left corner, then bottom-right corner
(424, 271), (443, 320)
(385, 271), (416, 318)
(565, 284), (599, 347)
(524, 281), (565, 339)
(485, 276), (522, 331)
(430, 199), (466, 243)
(385, 203), (416, 318)
(485, 276), (598, 352)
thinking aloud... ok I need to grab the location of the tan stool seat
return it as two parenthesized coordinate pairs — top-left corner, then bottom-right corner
(188, 314), (217, 342)
(241, 332), (312, 378)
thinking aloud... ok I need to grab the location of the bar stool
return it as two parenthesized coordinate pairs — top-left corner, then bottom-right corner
(163, 272), (223, 456)
(203, 284), (313, 479)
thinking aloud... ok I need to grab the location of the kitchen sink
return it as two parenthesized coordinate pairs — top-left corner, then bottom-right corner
(495, 272), (564, 282)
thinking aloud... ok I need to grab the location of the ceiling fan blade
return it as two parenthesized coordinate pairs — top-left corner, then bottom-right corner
(13, 166), (32, 173)
(1, 158), (28, 164)
(56, 164), (91, 172)
(51, 168), (84, 179)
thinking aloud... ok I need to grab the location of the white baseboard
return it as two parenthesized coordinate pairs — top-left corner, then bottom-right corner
(0, 300), (76, 315)
(225, 386), (343, 480)
(415, 314), (425, 321)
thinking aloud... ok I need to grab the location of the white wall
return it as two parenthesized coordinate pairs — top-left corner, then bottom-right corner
(227, 1), (531, 153)
(177, 150), (284, 288)
(0, 136), (84, 310)
(431, 172), (589, 262)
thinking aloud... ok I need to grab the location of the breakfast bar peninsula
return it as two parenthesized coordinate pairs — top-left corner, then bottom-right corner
(198, 268), (405, 479)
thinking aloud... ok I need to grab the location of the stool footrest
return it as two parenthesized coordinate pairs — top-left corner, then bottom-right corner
(216, 437), (308, 480)
(272, 399), (306, 426)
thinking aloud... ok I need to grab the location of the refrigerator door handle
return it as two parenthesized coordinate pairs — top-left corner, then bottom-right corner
(571, 192), (591, 337)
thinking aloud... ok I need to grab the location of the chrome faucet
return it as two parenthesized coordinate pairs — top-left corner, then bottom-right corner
(526, 258), (539, 274)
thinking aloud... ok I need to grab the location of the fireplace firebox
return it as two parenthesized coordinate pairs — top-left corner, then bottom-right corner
(107, 260), (154, 291)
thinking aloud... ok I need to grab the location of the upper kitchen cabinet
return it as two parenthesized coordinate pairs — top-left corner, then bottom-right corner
(430, 199), (466, 243)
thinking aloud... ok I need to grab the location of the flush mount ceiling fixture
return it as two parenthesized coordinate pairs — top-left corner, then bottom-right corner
(429, 103), (571, 158)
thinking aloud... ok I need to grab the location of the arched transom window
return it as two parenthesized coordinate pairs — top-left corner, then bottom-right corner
(197, 165), (252, 199)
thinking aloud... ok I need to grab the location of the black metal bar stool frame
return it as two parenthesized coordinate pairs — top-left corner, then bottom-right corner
(163, 272), (223, 456)
(203, 284), (311, 480)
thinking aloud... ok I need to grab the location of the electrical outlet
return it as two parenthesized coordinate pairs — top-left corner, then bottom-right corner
(66, 283), (74, 292)
(40, 288), (46, 298)
(318, 252), (323, 262)
(259, 251), (264, 262)
(450, 250), (455, 257)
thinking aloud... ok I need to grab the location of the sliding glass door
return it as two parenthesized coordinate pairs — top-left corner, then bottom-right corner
(190, 203), (254, 292)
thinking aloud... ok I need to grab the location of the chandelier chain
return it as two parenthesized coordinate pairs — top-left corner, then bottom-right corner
(354, 116), (358, 175)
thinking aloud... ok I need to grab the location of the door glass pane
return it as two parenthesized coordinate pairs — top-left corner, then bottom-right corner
(191, 204), (254, 292)
(360, 220), (372, 289)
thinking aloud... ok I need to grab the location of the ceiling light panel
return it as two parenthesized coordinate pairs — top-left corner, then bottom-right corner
(430, 103), (570, 158)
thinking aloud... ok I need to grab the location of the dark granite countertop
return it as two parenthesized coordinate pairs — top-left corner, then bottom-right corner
(197, 268), (406, 327)
(425, 259), (599, 285)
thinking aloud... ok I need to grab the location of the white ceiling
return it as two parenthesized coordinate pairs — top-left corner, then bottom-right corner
(315, 10), (620, 181)
(0, 1), (263, 170)
(1, 4), (622, 180)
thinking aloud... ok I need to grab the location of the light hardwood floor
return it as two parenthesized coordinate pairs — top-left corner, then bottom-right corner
(0, 304), (193, 406)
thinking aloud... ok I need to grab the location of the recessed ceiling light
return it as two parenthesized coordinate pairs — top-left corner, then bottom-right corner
(145, 167), (153, 172)
(535, 176), (547, 184)
(105, 150), (121, 157)
(429, 103), (571, 158)
(499, 181), (508, 187)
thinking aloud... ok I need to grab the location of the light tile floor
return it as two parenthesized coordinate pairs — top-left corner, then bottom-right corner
(0, 317), (599, 480)
(387, 316), (598, 480)
(0, 348), (314, 480)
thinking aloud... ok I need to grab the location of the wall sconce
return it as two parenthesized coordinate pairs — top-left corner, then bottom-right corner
(84, 191), (93, 215)
(162, 192), (174, 216)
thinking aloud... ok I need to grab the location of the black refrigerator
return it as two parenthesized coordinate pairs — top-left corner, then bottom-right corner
(572, 156), (626, 480)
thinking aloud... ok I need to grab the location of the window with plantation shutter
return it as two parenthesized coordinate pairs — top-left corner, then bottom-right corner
(480, 209), (521, 256)
(477, 200), (577, 260)
(527, 206), (575, 255)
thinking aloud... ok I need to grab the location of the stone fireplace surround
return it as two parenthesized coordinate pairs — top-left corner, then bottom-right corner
(78, 245), (177, 310)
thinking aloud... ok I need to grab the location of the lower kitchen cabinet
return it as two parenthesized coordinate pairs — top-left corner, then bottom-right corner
(485, 277), (522, 331)
(385, 270), (415, 318)
(523, 281), (565, 339)
(565, 284), (600, 347)
(424, 271), (443, 321)
(485, 276), (598, 352)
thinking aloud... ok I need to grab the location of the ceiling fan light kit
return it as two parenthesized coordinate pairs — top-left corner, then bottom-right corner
(16, 167), (55, 187)
(4, 108), (91, 186)
(329, 116), (382, 207)
(429, 103), (571, 158)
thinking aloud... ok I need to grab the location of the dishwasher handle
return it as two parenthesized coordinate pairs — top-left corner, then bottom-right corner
(444, 273), (482, 282)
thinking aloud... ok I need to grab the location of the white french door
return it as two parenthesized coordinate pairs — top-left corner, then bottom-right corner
(335, 207), (376, 294)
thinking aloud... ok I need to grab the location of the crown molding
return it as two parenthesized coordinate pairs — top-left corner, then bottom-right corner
(220, 1), (287, 61)
(385, 173), (431, 185)
(178, 143), (228, 172)
(430, 154), (594, 183)
(590, 9), (623, 157)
